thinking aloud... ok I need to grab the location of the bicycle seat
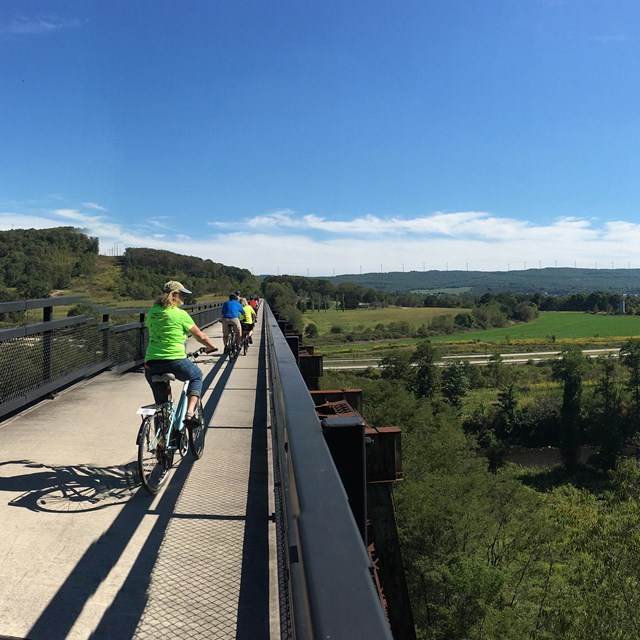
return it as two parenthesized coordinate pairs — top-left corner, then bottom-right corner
(151, 373), (176, 383)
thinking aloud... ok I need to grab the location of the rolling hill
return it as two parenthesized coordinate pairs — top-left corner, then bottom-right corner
(325, 267), (640, 295)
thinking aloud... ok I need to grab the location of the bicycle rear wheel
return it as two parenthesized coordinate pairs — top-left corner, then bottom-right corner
(188, 397), (206, 459)
(137, 414), (171, 494)
(177, 427), (189, 458)
(226, 332), (236, 359)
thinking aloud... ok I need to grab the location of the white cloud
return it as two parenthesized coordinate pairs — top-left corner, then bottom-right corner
(0, 213), (68, 230)
(54, 208), (90, 222)
(6, 201), (640, 276)
(0, 17), (80, 36)
(82, 202), (108, 212)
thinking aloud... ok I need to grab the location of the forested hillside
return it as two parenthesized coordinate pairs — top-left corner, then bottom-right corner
(327, 267), (640, 295)
(0, 227), (99, 299)
(0, 227), (258, 302)
(119, 248), (258, 300)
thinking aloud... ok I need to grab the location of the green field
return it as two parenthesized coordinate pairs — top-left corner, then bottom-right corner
(434, 311), (640, 342)
(306, 308), (640, 341)
(307, 308), (640, 358)
(303, 306), (462, 334)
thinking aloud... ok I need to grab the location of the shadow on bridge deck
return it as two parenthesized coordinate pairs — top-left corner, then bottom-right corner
(0, 318), (278, 640)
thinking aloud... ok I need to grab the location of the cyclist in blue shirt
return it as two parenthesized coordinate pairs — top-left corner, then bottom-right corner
(221, 293), (246, 353)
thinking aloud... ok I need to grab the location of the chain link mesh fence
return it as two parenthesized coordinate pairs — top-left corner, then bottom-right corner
(0, 299), (221, 418)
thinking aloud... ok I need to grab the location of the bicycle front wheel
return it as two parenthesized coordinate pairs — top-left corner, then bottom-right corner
(188, 397), (206, 459)
(137, 415), (171, 494)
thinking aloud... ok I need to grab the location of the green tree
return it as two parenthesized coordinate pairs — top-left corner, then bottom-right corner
(430, 314), (455, 334)
(496, 382), (520, 440)
(552, 346), (588, 471)
(304, 322), (318, 338)
(264, 281), (304, 333)
(620, 338), (640, 439)
(411, 340), (441, 400)
(513, 301), (539, 322)
(486, 353), (509, 388)
(477, 428), (508, 473)
(441, 361), (468, 408)
(336, 282), (367, 310)
(591, 354), (624, 468)
(454, 311), (475, 329)
(16, 278), (50, 299)
(380, 351), (414, 387)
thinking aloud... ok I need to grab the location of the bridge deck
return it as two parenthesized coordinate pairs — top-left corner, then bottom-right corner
(0, 318), (278, 640)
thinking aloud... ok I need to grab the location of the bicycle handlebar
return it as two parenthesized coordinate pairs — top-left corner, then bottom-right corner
(187, 347), (213, 359)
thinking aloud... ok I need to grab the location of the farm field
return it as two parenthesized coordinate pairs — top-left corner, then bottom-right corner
(433, 311), (640, 342)
(310, 309), (640, 358)
(302, 306), (463, 334)
(306, 309), (640, 341)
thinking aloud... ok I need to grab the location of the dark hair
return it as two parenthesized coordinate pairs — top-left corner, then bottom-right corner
(229, 293), (238, 300)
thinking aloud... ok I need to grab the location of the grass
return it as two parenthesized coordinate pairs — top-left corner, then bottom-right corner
(430, 311), (640, 343)
(308, 308), (640, 342)
(303, 306), (463, 334)
(310, 309), (640, 360)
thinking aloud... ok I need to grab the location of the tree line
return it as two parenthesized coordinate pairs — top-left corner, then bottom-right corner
(265, 275), (639, 319)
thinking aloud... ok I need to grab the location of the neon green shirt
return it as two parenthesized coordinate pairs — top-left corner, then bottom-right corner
(242, 304), (256, 324)
(145, 304), (195, 360)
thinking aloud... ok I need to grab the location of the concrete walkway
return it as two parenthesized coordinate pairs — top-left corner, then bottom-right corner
(0, 317), (277, 640)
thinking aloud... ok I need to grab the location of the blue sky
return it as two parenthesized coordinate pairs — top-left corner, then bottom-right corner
(2, 0), (640, 277)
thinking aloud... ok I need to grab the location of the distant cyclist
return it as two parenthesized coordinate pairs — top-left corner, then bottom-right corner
(144, 281), (218, 426)
(240, 297), (257, 344)
(220, 293), (246, 353)
(249, 295), (259, 317)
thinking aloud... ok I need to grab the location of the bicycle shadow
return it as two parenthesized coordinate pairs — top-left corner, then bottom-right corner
(0, 459), (139, 512)
(24, 348), (239, 640)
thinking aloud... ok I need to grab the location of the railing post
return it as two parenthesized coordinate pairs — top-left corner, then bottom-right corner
(43, 302), (53, 384)
(138, 312), (146, 361)
(102, 312), (110, 364)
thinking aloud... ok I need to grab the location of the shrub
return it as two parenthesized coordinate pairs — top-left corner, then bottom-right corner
(304, 323), (319, 338)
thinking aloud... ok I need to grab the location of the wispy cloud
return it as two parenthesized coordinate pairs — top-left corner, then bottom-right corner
(82, 202), (108, 212)
(54, 208), (92, 222)
(0, 16), (80, 36)
(235, 210), (600, 243)
(5, 200), (640, 276)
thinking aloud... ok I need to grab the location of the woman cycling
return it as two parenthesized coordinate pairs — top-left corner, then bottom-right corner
(144, 281), (218, 426)
(240, 297), (257, 344)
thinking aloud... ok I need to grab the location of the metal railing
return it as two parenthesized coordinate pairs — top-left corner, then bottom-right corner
(0, 297), (221, 419)
(264, 303), (394, 640)
(1, 296), (395, 638)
